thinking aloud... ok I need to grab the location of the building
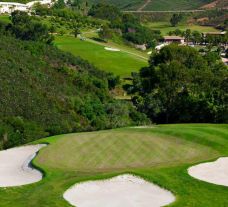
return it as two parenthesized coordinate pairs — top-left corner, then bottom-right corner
(203, 31), (227, 37)
(163, 36), (185, 44)
(26, 0), (53, 8)
(222, 57), (228, 65)
(0, 0), (53, 14)
(0, 2), (28, 13)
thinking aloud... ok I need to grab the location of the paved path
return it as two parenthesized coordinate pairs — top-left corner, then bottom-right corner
(137, 0), (151, 11)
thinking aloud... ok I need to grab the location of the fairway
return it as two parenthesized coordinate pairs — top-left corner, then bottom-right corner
(1, 124), (228, 207)
(0, 15), (10, 23)
(146, 22), (219, 35)
(54, 36), (148, 77)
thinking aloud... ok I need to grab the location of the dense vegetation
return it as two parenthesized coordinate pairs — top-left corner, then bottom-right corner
(89, 3), (162, 48)
(194, 9), (228, 30)
(168, 28), (228, 46)
(142, 0), (214, 11)
(128, 44), (228, 123)
(0, 32), (149, 149)
(86, 0), (217, 11)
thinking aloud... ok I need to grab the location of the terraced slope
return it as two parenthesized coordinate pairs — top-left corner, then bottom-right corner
(143, 0), (214, 11)
(89, 0), (215, 10)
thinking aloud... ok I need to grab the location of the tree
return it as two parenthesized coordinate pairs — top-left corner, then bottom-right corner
(184, 29), (191, 45)
(131, 44), (228, 123)
(191, 31), (202, 45)
(98, 25), (113, 42)
(170, 14), (182, 27)
(9, 11), (53, 44)
(73, 27), (80, 37)
(53, 0), (66, 9)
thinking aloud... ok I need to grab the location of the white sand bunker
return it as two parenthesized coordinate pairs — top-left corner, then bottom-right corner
(188, 157), (228, 186)
(0, 144), (46, 187)
(63, 174), (175, 207)
(132, 125), (155, 129)
(104, 47), (120, 52)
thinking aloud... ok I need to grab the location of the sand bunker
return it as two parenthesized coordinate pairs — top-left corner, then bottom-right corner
(188, 157), (228, 186)
(63, 174), (175, 207)
(0, 144), (46, 187)
(132, 125), (155, 129)
(104, 47), (120, 52)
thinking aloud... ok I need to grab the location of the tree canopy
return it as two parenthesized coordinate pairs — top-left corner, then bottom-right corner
(130, 44), (228, 123)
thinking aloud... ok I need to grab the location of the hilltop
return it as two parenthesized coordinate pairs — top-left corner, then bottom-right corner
(87, 0), (225, 11)
(1, 0), (227, 10)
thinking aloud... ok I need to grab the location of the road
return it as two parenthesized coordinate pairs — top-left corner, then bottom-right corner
(123, 9), (205, 13)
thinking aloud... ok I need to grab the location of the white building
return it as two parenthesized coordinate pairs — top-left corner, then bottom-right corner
(0, 0), (53, 14)
(163, 36), (185, 44)
(26, 0), (53, 8)
(0, 2), (28, 13)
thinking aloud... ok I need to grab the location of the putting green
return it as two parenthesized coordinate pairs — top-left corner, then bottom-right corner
(54, 36), (148, 78)
(36, 128), (216, 172)
(0, 124), (228, 207)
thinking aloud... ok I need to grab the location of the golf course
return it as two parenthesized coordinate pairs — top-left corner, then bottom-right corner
(0, 0), (227, 206)
(145, 21), (219, 35)
(0, 124), (228, 206)
(54, 35), (148, 78)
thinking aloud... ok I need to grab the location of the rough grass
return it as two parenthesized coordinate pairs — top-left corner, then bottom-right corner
(0, 124), (228, 207)
(54, 35), (148, 78)
(143, 0), (214, 11)
(145, 21), (219, 35)
(87, 0), (214, 11)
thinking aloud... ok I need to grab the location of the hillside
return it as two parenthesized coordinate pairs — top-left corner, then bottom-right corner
(142, 0), (214, 11)
(88, 0), (143, 10)
(0, 34), (147, 149)
(88, 0), (216, 10)
(201, 0), (228, 9)
(0, 0), (30, 3)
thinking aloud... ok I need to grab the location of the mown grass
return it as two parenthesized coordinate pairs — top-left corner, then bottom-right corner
(54, 35), (148, 77)
(0, 15), (11, 23)
(0, 124), (228, 207)
(145, 21), (219, 35)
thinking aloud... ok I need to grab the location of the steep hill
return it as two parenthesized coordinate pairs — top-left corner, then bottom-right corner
(201, 0), (228, 9)
(88, 0), (216, 10)
(143, 0), (214, 11)
(0, 35), (147, 149)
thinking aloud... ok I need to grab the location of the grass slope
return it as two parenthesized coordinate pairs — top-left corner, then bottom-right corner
(144, 0), (214, 11)
(1, 124), (228, 206)
(145, 21), (219, 35)
(88, 0), (215, 10)
(54, 35), (148, 77)
(87, 0), (144, 10)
